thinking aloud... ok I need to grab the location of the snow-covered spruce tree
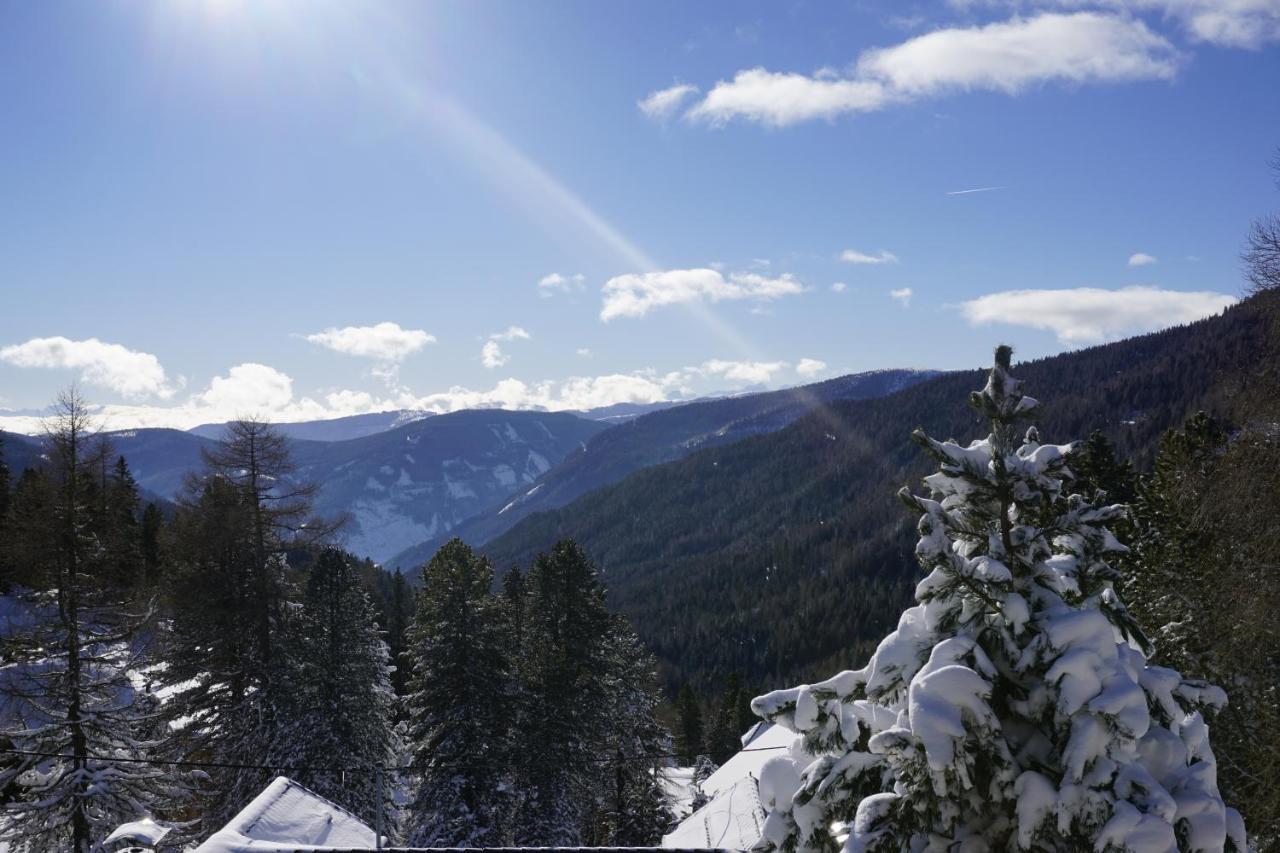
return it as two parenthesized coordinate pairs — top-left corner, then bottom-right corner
(0, 391), (173, 853)
(592, 621), (675, 846)
(281, 547), (401, 831)
(751, 347), (1247, 853)
(404, 539), (514, 848)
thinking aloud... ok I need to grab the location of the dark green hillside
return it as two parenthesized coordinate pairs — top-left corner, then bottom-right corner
(387, 368), (935, 570)
(482, 296), (1273, 693)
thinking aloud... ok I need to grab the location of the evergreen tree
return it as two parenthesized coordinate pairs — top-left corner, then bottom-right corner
(197, 419), (332, 673)
(1071, 430), (1137, 504)
(501, 566), (527, 651)
(404, 540), (513, 848)
(594, 621), (674, 846)
(0, 391), (172, 852)
(139, 501), (163, 588)
(385, 568), (413, 700)
(1126, 413), (1226, 674)
(674, 684), (704, 765)
(689, 754), (719, 812)
(0, 433), (10, 585)
(751, 348), (1246, 852)
(2, 469), (56, 593)
(285, 548), (400, 831)
(1125, 413), (1280, 844)
(708, 673), (749, 764)
(101, 455), (143, 589)
(158, 419), (332, 838)
(511, 540), (614, 846)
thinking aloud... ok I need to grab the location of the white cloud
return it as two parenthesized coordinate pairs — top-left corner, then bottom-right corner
(0, 336), (179, 400)
(1049, 0), (1280, 48)
(490, 326), (531, 342)
(857, 12), (1178, 94)
(481, 340), (508, 369)
(841, 249), (899, 265)
(304, 322), (435, 361)
(538, 272), (586, 296)
(890, 287), (915, 307)
(796, 358), (828, 377)
(1128, 252), (1158, 266)
(959, 285), (1237, 344)
(686, 69), (889, 126)
(638, 83), (700, 119)
(480, 326), (531, 369)
(1159, 0), (1280, 47)
(0, 362), (346, 433)
(831, 282), (849, 293)
(194, 362), (296, 413)
(576, 348), (593, 358)
(600, 268), (805, 321)
(676, 12), (1179, 126)
(693, 359), (790, 384)
(0, 347), (837, 434)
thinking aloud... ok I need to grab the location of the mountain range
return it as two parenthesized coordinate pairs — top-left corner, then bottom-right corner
(3, 296), (1263, 694)
(476, 297), (1270, 692)
(0, 370), (931, 565)
(384, 369), (936, 570)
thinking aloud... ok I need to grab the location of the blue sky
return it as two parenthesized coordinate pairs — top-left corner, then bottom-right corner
(2, 0), (1278, 430)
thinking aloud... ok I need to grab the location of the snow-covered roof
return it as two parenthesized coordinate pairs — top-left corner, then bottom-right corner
(192, 776), (377, 852)
(662, 777), (765, 850)
(662, 722), (794, 851)
(700, 722), (792, 799)
(103, 818), (171, 847)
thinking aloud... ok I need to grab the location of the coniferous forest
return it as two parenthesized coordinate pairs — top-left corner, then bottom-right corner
(0, 406), (674, 851)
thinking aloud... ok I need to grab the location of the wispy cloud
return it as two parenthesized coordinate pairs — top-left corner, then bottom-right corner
(637, 83), (700, 120)
(649, 12), (1181, 127)
(692, 359), (789, 384)
(1063, 0), (1280, 49)
(959, 285), (1237, 344)
(1128, 252), (1158, 267)
(830, 282), (849, 293)
(600, 268), (805, 321)
(890, 287), (914, 307)
(0, 336), (181, 400)
(538, 272), (586, 296)
(842, 249), (899, 265)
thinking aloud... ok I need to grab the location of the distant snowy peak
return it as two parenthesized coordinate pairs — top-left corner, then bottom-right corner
(289, 410), (608, 563)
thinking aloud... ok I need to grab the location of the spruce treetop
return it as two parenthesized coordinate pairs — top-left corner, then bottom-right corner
(750, 348), (1246, 853)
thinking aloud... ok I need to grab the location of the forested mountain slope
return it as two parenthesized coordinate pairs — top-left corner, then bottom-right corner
(482, 297), (1271, 693)
(387, 369), (934, 570)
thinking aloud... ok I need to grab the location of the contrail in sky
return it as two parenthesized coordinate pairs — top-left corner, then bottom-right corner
(946, 186), (1007, 195)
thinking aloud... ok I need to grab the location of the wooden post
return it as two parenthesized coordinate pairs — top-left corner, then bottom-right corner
(374, 765), (384, 851)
